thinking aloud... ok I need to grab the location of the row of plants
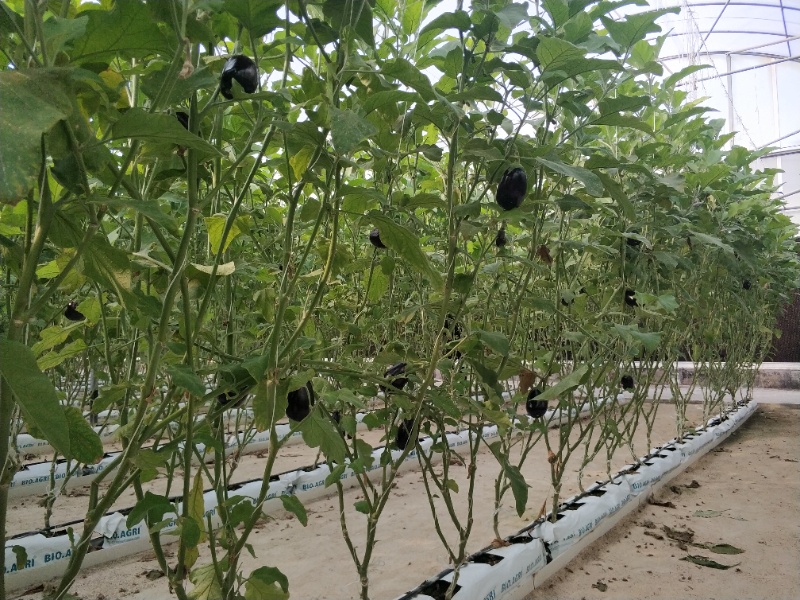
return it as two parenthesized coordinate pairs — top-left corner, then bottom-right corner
(1, 0), (797, 599)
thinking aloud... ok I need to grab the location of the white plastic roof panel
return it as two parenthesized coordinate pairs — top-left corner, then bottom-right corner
(619, 0), (800, 223)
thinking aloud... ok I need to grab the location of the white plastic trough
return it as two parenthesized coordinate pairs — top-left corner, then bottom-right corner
(395, 399), (757, 600)
(2, 395), (623, 592)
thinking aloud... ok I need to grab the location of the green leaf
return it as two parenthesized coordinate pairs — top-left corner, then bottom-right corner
(0, 339), (71, 457)
(223, 0), (283, 37)
(368, 212), (443, 289)
(419, 10), (471, 35)
(188, 262), (236, 277)
(382, 58), (436, 101)
(245, 566), (290, 600)
(364, 267), (389, 302)
(298, 411), (346, 463)
(601, 9), (678, 50)
(96, 197), (179, 235)
(82, 235), (138, 310)
(37, 339), (87, 371)
(188, 563), (222, 600)
(596, 172), (635, 219)
(505, 463), (529, 517)
(330, 107), (377, 154)
(681, 555), (740, 570)
(252, 379), (287, 432)
(0, 70), (72, 203)
(71, 2), (172, 62)
(354, 500), (371, 514)
(535, 156), (604, 196)
(204, 214), (247, 255)
(64, 406), (103, 464)
(167, 365), (207, 397)
(690, 231), (734, 254)
(401, 0), (423, 33)
(42, 16), (88, 59)
(322, 0), (375, 46)
(127, 491), (174, 528)
(487, 442), (528, 516)
(112, 108), (221, 156)
(363, 90), (419, 115)
(536, 37), (622, 81)
(594, 114), (653, 135)
(542, 0), (569, 27)
(535, 364), (590, 401)
(279, 495), (308, 526)
(473, 330), (510, 357)
(11, 546), (27, 571)
(188, 471), (206, 540)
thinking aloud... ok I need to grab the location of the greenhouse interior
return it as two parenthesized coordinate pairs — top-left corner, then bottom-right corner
(0, 1), (799, 599)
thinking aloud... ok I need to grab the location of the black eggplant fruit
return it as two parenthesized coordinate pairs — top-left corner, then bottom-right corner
(369, 228), (386, 249)
(495, 227), (507, 247)
(217, 384), (250, 408)
(381, 362), (408, 393)
(175, 111), (189, 130)
(743, 279), (752, 290)
(64, 301), (85, 321)
(395, 418), (416, 450)
(220, 55), (258, 100)
(624, 289), (637, 307)
(620, 374), (635, 390)
(525, 388), (548, 419)
(286, 381), (315, 422)
(495, 167), (527, 210)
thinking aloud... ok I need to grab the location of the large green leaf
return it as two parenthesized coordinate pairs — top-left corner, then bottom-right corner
(330, 107), (378, 154)
(111, 108), (221, 156)
(600, 9), (678, 51)
(223, 0), (283, 37)
(71, 1), (172, 62)
(535, 364), (590, 401)
(368, 212), (443, 289)
(0, 339), (71, 457)
(322, 0), (375, 47)
(382, 58), (437, 101)
(244, 566), (290, 600)
(536, 37), (622, 80)
(63, 406), (104, 464)
(298, 411), (346, 463)
(0, 70), (72, 203)
(535, 156), (604, 196)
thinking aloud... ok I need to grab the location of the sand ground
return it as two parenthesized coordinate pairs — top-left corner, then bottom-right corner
(10, 394), (800, 600)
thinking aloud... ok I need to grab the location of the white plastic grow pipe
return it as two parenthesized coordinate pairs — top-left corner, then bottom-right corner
(395, 400), (757, 600)
(2, 393), (625, 591)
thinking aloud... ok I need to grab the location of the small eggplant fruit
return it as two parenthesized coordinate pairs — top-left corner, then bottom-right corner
(175, 111), (189, 130)
(495, 167), (527, 211)
(624, 289), (637, 307)
(620, 374), (635, 390)
(369, 228), (386, 249)
(64, 301), (85, 321)
(444, 313), (462, 340)
(525, 387), (548, 419)
(381, 362), (408, 393)
(742, 279), (752, 290)
(217, 384), (250, 408)
(495, 227), (507, 247)
(395, 418), (416, 450)
(220, 55), (258, 100)
(286, 381), (314, 422)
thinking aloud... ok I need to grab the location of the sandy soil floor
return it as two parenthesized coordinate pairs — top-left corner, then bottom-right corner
(11, 398), (799, 600)
(526, 403), (800, 600)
